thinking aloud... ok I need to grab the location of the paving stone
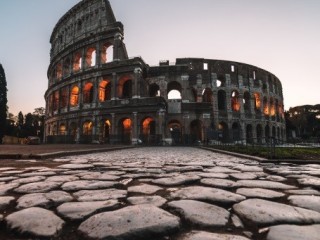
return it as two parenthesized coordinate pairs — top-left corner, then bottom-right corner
(170, 186), (245, 204)
(17, 191), (73, 209)
(265, 175), (287, 182)
(152, 175), (200, 186)
(2, 170), (24, 175)
(197, 172), (229, 178)
(79, 172), (120, 181)
(231, 214), (244, 228)
(0, 176), (18, 182)
(288, 195), (320, 212)
(127, 196), (167, 207)
(14, 181), (61, 193)
(266, 224), (320, 240)
(6, 207), (65, 238)
(164, 165), (203, 173)
(0, 167), (16, 171)
(19, 171), (56, 177)
(233, 165), (263, 172)
(58, 164), (94, 169)
(285, 189), (320, 195)
(57, 200), (119, 220)
(78, 205), (180, 239)
(206, 167), (240, 173)
(11, 176), (46, 184)
(298, 177), (320, 188)
(45, 175), (79, 182)
(74, 189), (127, 202)
(0, 196), (15, 210)
(180, 231), (250, 240)
(235, 180), (296, 190)
(230, 173), (257, 180)
(236, 188), (285, 199)
(128, 184), (163, 194)
(168, 200), (229, 227)
(0, 183), (19, 195)
(61, 180), (117, 191)
(233, 198), (320, 226)
(200, 178), (236, 188)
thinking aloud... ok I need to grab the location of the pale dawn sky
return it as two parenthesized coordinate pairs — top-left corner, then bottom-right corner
(0, 0), (319, 116)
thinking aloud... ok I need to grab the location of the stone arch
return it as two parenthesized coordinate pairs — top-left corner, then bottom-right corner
(59, 123), (66, 135)
(218, 121), (229, 142)
(167, 81), (182, 100)
(218, 90), (226, 111)
(73, 52), (82, 72)
(99, 79), (111, 102)
(256, 124), (263, 144)
(83, 121), (93, 135)
(168, 120), (182, 144)
(83, 82), (94, 104)
(56, 63), (62, 80)
(101, 43), (113, 63)
(60, 87), (68, 109)
(190, 119), (203, 143)
(141, 117), (156, 144)
(202, 88), (213, 103)
(246, 124), (253, 144)
(232, 122), (241, 141)
(263, 97), (269, 115)
(119, 118), (132, 144)
(53, 91), (59, 111)
(243, 91), (251, 112)
(149, 83), (160, 97)
(270, 97), (275, 116)
(216, 74), (226, 87)
(231, 90), (240, 112)
(254, 93), (261, 111)
(86, 47), (96, 67)
(70, 86), (79, 106)
(101, 119), (111, 143)
(118, 76), (133, 99)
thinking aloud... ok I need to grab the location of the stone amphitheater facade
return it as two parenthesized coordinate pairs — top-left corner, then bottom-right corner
(44, 0), (286, 145)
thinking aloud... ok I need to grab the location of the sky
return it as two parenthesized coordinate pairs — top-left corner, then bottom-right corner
(0, 0), (319, 116)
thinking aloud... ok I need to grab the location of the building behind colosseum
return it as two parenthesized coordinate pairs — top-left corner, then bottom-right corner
(44, 0), (286, 145)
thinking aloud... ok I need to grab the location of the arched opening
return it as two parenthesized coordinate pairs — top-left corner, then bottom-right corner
(63, 58), (71, 76)
(149, 83), (160, 97)
(141, 117), (156, 144)
(218, 121), (229, 142)
(60, 88), (68, 109)
(232, 122), (241, 141)
(256, 124), (263, 144)
(69, 122), (77, 141)
(70, 86), (79, 106)
(120, 118), (132, 144)
(83, 121), (93, 135)
(73, 53), (82, 72)
(231, 90), (240, 112)
(216, 75), (226, 87)
(270, 98), (275, 116)
(83, 82), (94, 104)
(56, 63), (62, 80)
(102, 119), (111, 143)
(243, 92), (251, 112)
(118, 77), (133, 99)
(101, 43), (113, 63)
(246, 124), (253, 144)
(218, 90), (226, 111)
(53, 91), (59, 111)
(168, 120), (182, 144)
(99, 80), (111, 102)
(86, 47), (96, 67)
(59, 124), (66, 135)
(167, 81), (182, 100)
(190, 119), (203, 143)
(275, 99), (279, 116)
(265, 125), (270, 143)
(254, 93), (261, 111)
(263, 97), (269, 115)
(202, 88), (213, 103)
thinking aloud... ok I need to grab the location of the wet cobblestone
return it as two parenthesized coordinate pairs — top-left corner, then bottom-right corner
(0, 147), (320, 239)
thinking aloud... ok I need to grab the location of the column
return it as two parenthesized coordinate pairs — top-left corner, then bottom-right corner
(132, 112), (138, 145)
(95, 42), (101, 67)
(111, 73), (118, 100)
(113, 33), (123, 61)
(133, 68), (142, 98)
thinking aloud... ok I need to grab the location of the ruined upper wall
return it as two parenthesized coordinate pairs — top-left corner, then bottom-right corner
(50, 0), (122, 59)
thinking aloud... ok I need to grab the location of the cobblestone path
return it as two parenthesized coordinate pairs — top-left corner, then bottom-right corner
(0, 147), (320, 240)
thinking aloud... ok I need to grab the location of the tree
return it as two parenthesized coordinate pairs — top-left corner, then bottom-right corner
(17, 111), (24, 137)
(0, 63), (7, 144)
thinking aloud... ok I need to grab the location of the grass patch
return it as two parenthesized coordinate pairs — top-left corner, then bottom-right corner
(210, 145), (320, 160)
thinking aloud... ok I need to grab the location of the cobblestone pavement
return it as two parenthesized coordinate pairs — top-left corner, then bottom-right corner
(0, 147), (320, 240)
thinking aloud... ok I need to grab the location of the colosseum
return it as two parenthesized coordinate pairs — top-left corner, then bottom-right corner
(44, 0), (286, 145)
